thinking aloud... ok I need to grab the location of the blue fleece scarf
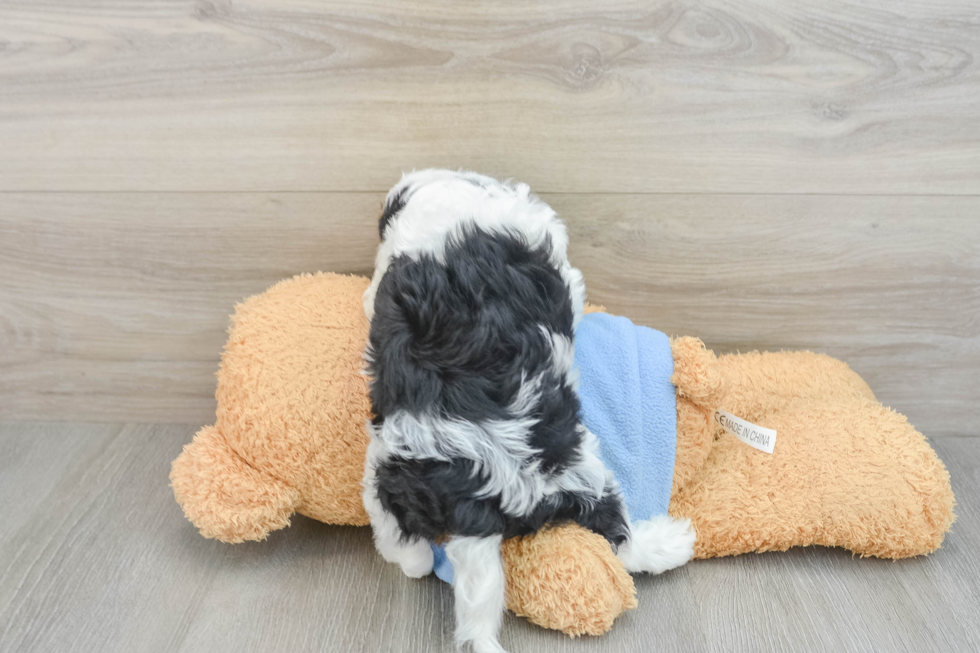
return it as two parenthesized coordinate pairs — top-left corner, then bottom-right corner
(432, 312), (677, 583)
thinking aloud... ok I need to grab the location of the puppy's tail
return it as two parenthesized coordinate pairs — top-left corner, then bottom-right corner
(617, 515), (696, 575)
(444, 534), (508, 653)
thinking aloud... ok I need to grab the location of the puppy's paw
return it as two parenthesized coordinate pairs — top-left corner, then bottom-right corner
(397, 541), (435, 578)
(469, 638), (508, 653)
(617, 515), (696, 575)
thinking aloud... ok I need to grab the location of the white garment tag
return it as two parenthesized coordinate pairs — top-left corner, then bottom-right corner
(714, 409), (777, 454)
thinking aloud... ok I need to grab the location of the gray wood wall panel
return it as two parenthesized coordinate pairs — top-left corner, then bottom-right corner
(2, 193), (977, 434)
(0, 0), (978, 194)
(1, 0), (978, 429)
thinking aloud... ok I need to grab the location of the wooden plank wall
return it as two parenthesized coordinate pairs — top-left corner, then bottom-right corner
(1, 0), (978, 434)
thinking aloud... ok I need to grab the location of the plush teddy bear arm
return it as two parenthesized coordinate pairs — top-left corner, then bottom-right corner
(670, 336), (728, 407)
(502, 524), (637, 636)
(672, 398), (716, 496)
(670, 336), (728, 494)
(171, 425), (301, 543)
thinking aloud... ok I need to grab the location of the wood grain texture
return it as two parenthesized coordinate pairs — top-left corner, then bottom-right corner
(0, 422), (977, 652)
(3, 192), (977, 434)
(0, 192), (381, 423)
(557, 193), (980, 437)
(1, 0), (979, 193)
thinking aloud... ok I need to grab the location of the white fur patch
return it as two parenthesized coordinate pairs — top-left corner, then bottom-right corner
(445, 535), (507, 653)
(617, 515), (697, 574)
(541, 327), (579, 390)
(565, 265), (586, 331)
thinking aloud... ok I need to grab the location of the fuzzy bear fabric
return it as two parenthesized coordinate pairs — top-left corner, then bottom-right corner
(171, 272), (373, 544)
(670, 350), (956, 559)
(170, 271), (955, 638)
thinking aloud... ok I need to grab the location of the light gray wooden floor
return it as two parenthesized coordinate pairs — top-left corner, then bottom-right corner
(0, 422), (977, 653)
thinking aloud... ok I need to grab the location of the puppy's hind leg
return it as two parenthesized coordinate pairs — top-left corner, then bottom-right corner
(362, 440), (434, 578)
(617, 514), (696, 575)
(444, 535), (508, 653)
(363, 485), (435, 578)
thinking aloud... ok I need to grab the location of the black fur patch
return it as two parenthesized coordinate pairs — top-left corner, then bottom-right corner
(375, 456), (503, 540)
(367, 228), (573, 423)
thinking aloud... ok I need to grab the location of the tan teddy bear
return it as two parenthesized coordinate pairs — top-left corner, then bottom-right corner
(170, 272), (955, 636)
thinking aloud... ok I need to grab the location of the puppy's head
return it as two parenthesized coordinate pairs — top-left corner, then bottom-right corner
(377, 169), (503, 241)
(365, 169), (567, 322)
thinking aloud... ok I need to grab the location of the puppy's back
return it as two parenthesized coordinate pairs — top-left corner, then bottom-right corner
(367, 227), (584, 541)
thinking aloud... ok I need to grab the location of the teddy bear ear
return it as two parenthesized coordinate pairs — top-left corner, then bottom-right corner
(170, 425), (301, 543)
(669, 336), (728, 409)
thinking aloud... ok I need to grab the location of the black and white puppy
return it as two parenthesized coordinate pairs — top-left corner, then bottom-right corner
(362, 169), (695, 653)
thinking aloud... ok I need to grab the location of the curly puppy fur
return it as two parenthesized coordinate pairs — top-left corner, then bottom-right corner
(361, 169), (694, 652)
